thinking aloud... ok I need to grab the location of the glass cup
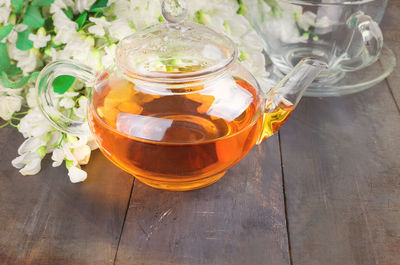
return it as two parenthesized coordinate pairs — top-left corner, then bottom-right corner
(248, 0), (388, 94)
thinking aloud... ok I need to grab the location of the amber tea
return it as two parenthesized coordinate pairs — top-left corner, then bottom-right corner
(88, 74), (293, 191)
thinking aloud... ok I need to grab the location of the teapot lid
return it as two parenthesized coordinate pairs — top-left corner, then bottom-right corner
(116, 0), (237, 83)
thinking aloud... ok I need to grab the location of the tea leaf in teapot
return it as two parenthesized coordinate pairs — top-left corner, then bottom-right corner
(0, 25), (13, 42)
(0, 44), (11, 73)
(33, 0), (54, 7)
(11, 0), (24, 13)
(23, 5), (45, 28)
(53, 75), (76, 95)
(16, 29), (33, 50)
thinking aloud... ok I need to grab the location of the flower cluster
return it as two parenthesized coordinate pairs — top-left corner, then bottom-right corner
(245, 0), (328, 44)
(0, 0), (269, 182)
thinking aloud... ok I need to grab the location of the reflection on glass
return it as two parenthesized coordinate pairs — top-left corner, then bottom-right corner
(116, 113), (173, 141)
(202, 76), (253, 121)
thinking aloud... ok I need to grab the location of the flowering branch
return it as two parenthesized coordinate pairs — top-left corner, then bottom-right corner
(0, 0), (269, 182)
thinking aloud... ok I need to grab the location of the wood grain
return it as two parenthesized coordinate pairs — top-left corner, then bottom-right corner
(0, 126), (133, 265)
(382, 0), (400, 105)
(114, 135), (290, 265)
(279, 81), (400, 265)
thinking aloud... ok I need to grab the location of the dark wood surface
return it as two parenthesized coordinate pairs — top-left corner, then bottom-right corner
(1, 1), (400, 264)
(114, 135), (289, 265)
(280, 81), (400, 265)
(0, 126), (134, 265)
(382, 0), (400, 105)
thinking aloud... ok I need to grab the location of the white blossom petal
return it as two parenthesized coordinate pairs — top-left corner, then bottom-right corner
(17, 137), (46, 155)
(68, 166), (87, 183)
(0, 95), (22, 120)
(72, 144), (91, 165)
(51, 148), (65, 167)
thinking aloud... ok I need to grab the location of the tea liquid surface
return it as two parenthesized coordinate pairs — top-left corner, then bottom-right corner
(88, 75), (291, 190)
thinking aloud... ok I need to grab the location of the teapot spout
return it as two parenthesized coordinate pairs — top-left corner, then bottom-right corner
(257, 58), (327, 144)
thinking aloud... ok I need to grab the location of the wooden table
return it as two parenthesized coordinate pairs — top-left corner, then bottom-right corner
(1, 2), (400, 265)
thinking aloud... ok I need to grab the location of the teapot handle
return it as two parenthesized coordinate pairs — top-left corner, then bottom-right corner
(258, 58), (327, 143)
(36, 60), (97, 136)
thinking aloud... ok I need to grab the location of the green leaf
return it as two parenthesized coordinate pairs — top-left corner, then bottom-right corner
(75, 11), (87, 29)
(1, 72), (31, 89)
(5, 64), (22, 77)
(11, 0), (24, 13)
(0, 43), (11, 73)
(62, 7), (74, 20)
(16, 29), (33, 50)
(53, 75), (75, 94)
(23, 5), (45, 28)
(44, 17), (54, 31)
(0, 24), (13, 42)
(90, 0), (108, 11)
(33, 0), (54, 7)
(30, 72), (40, 81)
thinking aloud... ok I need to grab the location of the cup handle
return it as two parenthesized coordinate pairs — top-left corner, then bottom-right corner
(36, 60), (97, 136)
(340, 11), (383, 71)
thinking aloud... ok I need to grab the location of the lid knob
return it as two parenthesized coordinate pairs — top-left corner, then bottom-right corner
(161, 0), (188, 26)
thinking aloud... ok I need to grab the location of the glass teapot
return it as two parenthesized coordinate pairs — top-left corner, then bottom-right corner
(36, 0), (326, 191)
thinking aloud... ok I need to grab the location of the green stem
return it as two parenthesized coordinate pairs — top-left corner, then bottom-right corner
(80, 22), (96, 31)
(13, 110), (29, 116)
(9, 120), (19, 127)
(58, 133), (66, 147)
(0, 121), (10, 128)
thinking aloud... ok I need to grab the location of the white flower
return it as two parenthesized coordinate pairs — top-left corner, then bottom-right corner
(67, 165), (87, 183)
(108, 19), (134, 41)
(0, 1), (11, 25)
(6, 24), (28, 43)
(12, 147), (45, 176)
(88, 17), (111, 37)
(128, 0), (160, 29)
(73, 96), (88, 120)
(101, 44), (116, 69)
(56, 34), (92, 63)
(17, 137), (46, 155)
(0, 85), (22, 96)
(86, 136), (98, 150)
(85, 49), (102, 71)
(53, 29), (79, 45)
(64, 134), (93, 165)
(29, 32), (51, 49)
(0, 95), (22, 120)
(71, 144), (91, 165)
(26, 87), (38, 108)
(18, 108), (52, 138)
(53, 9), (77, 32)
(240, 30), (264, 52)
(46, 131), (63, 153)
(297, 11), (316, 31)
(58, 97), (75, 109)
(75, 0), (97, 13)
(50, 0), (74, 14)
(51, 148), (65, 167)
(7, 45), (41, 74)
(17, 53), (41, 74)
